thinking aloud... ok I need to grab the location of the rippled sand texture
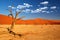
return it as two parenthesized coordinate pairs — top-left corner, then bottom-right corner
(0, 25), (60, 40)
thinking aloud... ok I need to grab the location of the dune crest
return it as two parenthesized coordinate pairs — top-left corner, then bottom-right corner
(0, 14), (60, 24)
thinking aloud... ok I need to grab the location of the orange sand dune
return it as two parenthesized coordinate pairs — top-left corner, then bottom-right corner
(0, 14), (12, 24)
(0, 14), (60, 24)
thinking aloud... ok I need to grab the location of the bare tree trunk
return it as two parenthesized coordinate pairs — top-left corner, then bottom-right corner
(10, 12), (18, 30)
(10, 19), (15, 30)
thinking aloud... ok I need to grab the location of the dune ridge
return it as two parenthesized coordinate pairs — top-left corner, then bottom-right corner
(0, 14), (60, 24)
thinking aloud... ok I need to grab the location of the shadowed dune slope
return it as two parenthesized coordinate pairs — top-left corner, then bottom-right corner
(0, 14), (60, 24)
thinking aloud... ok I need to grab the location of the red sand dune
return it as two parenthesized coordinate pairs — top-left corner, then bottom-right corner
(0, 14), (60, 24)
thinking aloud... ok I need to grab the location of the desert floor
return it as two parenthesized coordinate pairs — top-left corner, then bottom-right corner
(0, 25), (60, 40)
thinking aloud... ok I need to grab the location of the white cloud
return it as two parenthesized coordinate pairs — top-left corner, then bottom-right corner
(40, 7), (48, 10)
(16, 9), (20, 12)
(8, 2), (56, 14)
(40, 1), (49, 4)
(41, 11), (50, 13)
(25, 9), (31, 12)
(31, 10), (35, 13)
(24, 3), (32, 7)
(42, 11), (46, 13)
(8, 6), (12, 8)
(7, 3), (32, 12)
(35, 9), (40, 12)
(50, 6), (57, 9)
(17, 3), (32, 9)
(22, 8), (42, 13)
(46, 11), (50, 13)
(42, 11), (54, 13)
(17, 5), (25, 9)
(31, 9), (42, 13)
(30, 7), (48, 13)
(11, 7), (15, 9)
(8, 6), (16, 9)
(23, 9), (31, 13)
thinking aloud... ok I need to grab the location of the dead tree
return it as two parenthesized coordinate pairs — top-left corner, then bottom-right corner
(7, 6), (25, 37)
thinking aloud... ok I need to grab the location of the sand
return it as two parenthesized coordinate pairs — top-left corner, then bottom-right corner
(0, 25), (60, 40)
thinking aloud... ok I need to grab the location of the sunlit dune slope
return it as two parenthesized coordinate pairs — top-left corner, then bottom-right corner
(0, 14), (60, 24)
(0, 14), (12, 24)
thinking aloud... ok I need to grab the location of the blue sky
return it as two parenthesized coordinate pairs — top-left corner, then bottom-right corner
(0, 0), (60, 20)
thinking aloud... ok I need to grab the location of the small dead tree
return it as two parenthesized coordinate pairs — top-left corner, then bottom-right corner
(7, 6), (25, 37)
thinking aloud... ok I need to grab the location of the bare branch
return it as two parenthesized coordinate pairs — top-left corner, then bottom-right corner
(17, 16), (25, 20)
(8, 14), (13, 18)
(18, 9), (23, 14)
(7, 6), (14, 18)
(16, 9), (23, 16)
(9, 9), (14, 18)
